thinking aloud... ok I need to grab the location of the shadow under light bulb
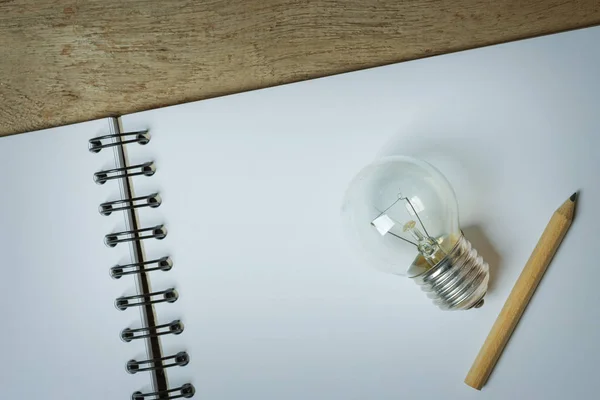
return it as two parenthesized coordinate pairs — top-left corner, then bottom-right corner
(341, 156), (489, 310)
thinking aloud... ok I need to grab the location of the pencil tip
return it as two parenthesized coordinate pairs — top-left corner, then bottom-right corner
(570, 192), (578, 202)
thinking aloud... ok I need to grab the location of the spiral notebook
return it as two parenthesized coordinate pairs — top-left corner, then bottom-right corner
(2, 26), (600, 400)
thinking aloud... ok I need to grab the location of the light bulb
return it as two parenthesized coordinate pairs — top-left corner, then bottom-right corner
(341, 156), (489, 310)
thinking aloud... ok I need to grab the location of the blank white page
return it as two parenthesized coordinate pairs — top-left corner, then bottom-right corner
(122, 26), (600, 400)
(0, 120), (150, 398)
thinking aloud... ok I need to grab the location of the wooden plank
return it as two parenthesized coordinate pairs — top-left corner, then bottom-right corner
(1, 0), (599, 136)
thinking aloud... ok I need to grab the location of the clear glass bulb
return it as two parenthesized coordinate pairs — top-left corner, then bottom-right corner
(342, 156), (489, 310)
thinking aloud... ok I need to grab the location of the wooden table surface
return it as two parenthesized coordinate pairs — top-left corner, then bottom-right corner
(1, 0), (599, 136)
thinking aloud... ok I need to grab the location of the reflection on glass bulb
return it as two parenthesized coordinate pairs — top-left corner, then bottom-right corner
(342, 156), (489, 310)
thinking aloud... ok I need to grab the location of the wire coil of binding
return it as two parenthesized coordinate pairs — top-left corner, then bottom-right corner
(115, 288), (179, 311)
(94, 161), (156, 184)
(99, 193), (162, 216)
(131, 383), (195, 400)
(104, 224), (167, 247)
(127, 351), (190, 374)
(91, 123), (194, 399)
(121, 319), (184, 342)
(89, 131), (150, 153)
(110, 256), (173, 279)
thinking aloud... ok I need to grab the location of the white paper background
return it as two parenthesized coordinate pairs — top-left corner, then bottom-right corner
(122, 26), (600, 400)
(1, 25), (598, 400)
(0, 120), (150, 398)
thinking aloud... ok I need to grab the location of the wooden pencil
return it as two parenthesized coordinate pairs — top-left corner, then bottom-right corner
(464, 192), (577, 390)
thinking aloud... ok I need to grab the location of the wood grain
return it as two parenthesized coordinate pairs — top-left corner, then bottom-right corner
(464, 194), (577, 390)
(1, 0), (599, 136)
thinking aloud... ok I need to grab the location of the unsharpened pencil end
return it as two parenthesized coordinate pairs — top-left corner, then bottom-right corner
(464, 376), (483, 390)
(570, 192), (578, 202)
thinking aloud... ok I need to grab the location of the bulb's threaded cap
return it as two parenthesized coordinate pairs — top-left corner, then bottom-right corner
(411, 234), (489, 310)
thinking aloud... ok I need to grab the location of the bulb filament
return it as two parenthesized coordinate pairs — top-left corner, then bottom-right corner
(372, 194), (447, 265)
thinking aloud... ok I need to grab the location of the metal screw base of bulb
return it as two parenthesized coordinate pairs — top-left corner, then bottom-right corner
(412, 234), (489, 310)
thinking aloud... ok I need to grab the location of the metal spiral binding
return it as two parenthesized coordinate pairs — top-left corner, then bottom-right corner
(90, 117), (194, 399)
(127, 352), (190, 374)
(94, 161), (156, 184)
(99, 193), (162, 216)
(121, 320), (184, 342)
(131, 384), (195, 400)
(110, 256), (173, 279)
(89, 130), (150, 153)
(104, 225), (167, 247)
(115, 288), (179, 311)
